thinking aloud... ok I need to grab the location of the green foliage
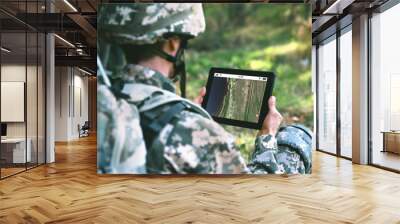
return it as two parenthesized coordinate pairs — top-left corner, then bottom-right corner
(184, 4), (312, 160)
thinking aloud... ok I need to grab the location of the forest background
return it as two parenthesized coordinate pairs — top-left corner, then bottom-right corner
(184, 4), (312, 161)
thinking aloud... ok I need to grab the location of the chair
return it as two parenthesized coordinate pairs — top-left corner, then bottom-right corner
(78, 121), (90, 138)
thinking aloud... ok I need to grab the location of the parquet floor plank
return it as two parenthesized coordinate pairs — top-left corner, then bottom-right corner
(1, 135), (400, 223)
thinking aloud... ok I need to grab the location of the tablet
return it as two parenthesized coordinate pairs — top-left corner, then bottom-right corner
(201, 67), (275, 129)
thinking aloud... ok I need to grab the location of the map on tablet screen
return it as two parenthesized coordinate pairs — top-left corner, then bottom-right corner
(205, 73), (268, 123)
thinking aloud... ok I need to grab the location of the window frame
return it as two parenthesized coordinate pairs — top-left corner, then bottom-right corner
(315, 18), (353, 160)
(367, 0), (400, 173)
(0, 1), (48, 180)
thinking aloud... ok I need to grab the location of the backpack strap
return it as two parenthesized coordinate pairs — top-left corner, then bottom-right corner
(148, 102), (187, 134)
(140, 101), (190, 173)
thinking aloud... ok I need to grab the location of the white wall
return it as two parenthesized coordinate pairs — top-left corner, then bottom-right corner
(1, 65), (26, 140)
(1, 64), (46, 164)
(72, 73), (89, 138)
(1, 82), (25, 122)
(55, 67), (89, 141)
(55, 66), (69, 141)
(1, 65), (33, 138)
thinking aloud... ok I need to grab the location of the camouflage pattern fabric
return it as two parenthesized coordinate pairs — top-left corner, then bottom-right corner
(248, 125), (312, 174)
(101, 64), (311, 174)
(98, 3), (206, 45)
(276, 125), (312, 173)
(249, 135), (308, 174)
(97, 83), (147, 174)
(98, 3), (206, 73)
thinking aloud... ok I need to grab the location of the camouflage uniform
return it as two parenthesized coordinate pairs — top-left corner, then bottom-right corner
(97, 3), (312, 174)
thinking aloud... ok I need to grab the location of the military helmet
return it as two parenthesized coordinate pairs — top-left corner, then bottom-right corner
(98, 3), (206, 45)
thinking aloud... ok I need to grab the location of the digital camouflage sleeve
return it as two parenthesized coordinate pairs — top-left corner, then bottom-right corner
(150, 107), (308, 174)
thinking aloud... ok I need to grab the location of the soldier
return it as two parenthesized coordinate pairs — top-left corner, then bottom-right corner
(97, 3), (312, 174)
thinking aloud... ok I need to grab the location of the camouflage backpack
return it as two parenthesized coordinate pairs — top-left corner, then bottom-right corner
(97, 52), (213, 173)
(97, 57), (148, 174)
(120, 83), (212, 172)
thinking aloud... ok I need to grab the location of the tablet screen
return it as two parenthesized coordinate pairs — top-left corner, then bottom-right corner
(205, 72), (269, 123)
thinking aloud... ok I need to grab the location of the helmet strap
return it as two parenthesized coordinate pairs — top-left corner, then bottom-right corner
(178, 61), (186, 98)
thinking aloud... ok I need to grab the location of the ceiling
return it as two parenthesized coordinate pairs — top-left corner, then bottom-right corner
(311, 0), (390, 43)
(4, 0), (373, 72)
(0, 0), (99, 73)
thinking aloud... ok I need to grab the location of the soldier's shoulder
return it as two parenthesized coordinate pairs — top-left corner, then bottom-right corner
(114, 64), (175, 92)
(112, 64), (153, 81)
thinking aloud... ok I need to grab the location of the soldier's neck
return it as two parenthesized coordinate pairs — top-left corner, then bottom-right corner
(138, 56), (173, 79)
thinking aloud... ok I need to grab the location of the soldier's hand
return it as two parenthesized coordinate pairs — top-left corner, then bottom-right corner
(193, 87), (206, 105)
(258, 96), (283, 136)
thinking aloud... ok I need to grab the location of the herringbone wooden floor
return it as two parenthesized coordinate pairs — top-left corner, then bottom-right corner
(1, 135), (400, 224)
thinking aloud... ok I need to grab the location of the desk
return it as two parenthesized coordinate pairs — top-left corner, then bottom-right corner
(382, 131), (400, 154)
(1, 138), (31, 163)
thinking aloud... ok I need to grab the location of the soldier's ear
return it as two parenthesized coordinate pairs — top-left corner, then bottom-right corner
(163, 37), (181, 57)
